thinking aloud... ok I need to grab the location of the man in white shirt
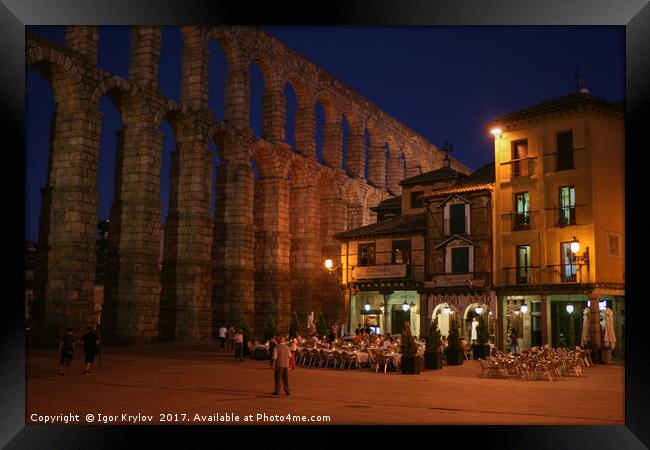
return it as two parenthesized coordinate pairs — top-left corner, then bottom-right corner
(218, 325), (228, 352)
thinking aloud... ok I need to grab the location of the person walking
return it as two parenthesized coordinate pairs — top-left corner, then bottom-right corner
(271, 336), (291, 396)
(58, 328), (76, 375)
(218, 325), (228, 352)
(234, 330), (244, 362)
(81, 327), (99, 375)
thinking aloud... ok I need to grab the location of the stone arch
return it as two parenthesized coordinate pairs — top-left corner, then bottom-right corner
(153, 99), (193, 131)
(91, 75), (148, 119)
(26, 47), (85, 104)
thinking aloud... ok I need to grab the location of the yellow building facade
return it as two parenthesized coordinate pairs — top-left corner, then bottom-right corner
(490, 92), (624, 360)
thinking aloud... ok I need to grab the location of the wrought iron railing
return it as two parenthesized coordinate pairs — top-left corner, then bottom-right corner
(544, 204), (589, 228)
(501, 210), (539, 231)
(500, 266), (541, 286)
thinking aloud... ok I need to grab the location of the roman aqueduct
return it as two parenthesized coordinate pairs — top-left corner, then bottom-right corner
(27, 26), (468, 344)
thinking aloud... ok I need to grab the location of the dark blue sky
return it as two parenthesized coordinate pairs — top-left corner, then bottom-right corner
(25, 26), (624, 242)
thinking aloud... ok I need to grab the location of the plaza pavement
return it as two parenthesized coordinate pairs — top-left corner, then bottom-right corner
(26, 342), (624, 426)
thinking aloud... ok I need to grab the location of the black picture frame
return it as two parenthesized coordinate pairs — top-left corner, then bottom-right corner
(4, 0), (649, 448)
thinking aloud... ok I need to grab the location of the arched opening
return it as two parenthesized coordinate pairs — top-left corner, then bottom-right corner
(159, 26), (183, 101)
(97, 26), (132, 78)
(284, 82), (297, 150)
(249, 62), (265, 139)
(207, 40), (228, 120)
(25, 68), (55, 243)
(431, 303), (460, 337)
(315, 100), (325, 164)
(341, 115), (350, 172)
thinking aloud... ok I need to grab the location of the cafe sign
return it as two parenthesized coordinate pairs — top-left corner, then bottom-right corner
(352, 265), (407, 280)
(425, 274), (485, 288)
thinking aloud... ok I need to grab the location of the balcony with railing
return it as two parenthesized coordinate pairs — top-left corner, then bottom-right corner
(500, 266), (541, 286)
(501, 210), (539, 232)
(500, 156), (537, 180)
(541, 264), (587, 284)
(542, 146), (588, 173)
(544, 204), (589, 228)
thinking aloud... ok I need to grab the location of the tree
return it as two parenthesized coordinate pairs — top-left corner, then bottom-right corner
(425, 317), (444, 370)
(447, 316), (462, 351)
(425, 317), (442, 354)
(476, 315), (490, 345)
(262, 315), (278, 342)
(316, 312), (328, 338)
(400, 322), (417, 357)
(288, 311), (298, 338)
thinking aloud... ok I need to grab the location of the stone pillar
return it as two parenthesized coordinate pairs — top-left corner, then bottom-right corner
(224, 63), (250, 131)
(129, 26), (162, 93)
(262, 85), (285, 143)
(289, 181), (321, 331)
(540, 294), (550, 346)
(345, 123), (366, 179)
(30, 105), (101, 346)
(212, 132), (256, 335)
(588, 293), (602, 363)
(65, 26), (98, 64)
(319, 189), (347, 322)
(368, 138), (387, 190)
(323, 116), (343, 169)
(294, 94), (316, 159)
(101, 123), (162, 344)
(180, 26), (209, 111)
(253, 176), (292, 334)
(160, 135), (213, 341)
(387, 152), (404, 195)
(496, 296), (505, 352)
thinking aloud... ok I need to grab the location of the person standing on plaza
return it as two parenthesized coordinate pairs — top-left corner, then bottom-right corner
(510, 329), (518, 354)
(234, 329), (244, 362)
(218, 325), (228, 352)
(81, 327), (99, 375)
(268, 335), (278, 367)
(58, 328), (75, 375)
(271, 336), (291, 396)
(289, 337), (298, 370)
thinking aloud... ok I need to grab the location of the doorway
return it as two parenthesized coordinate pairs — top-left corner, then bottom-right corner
(392, 310), (410, 335)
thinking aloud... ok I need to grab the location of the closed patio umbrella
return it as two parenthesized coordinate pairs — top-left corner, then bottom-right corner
(581, 307), (591, 346)
(603, 307), (616, 350)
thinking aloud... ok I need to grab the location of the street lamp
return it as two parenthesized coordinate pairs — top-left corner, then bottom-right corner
(520, 301), (528, 314)
(566, 304), (574, 314)
(475, 306), (484, 315)
(490, 127), (502, 136)
(570, 236), (590, 267)
(442, 306), (451, 315)
(402, 301), (410, 312)
(364, 303), (371, 312)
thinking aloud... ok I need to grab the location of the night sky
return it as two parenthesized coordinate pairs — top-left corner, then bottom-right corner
(25, 26), (624, 242)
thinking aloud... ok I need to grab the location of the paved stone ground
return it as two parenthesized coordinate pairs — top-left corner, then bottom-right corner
(26, 342), (624, 426)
